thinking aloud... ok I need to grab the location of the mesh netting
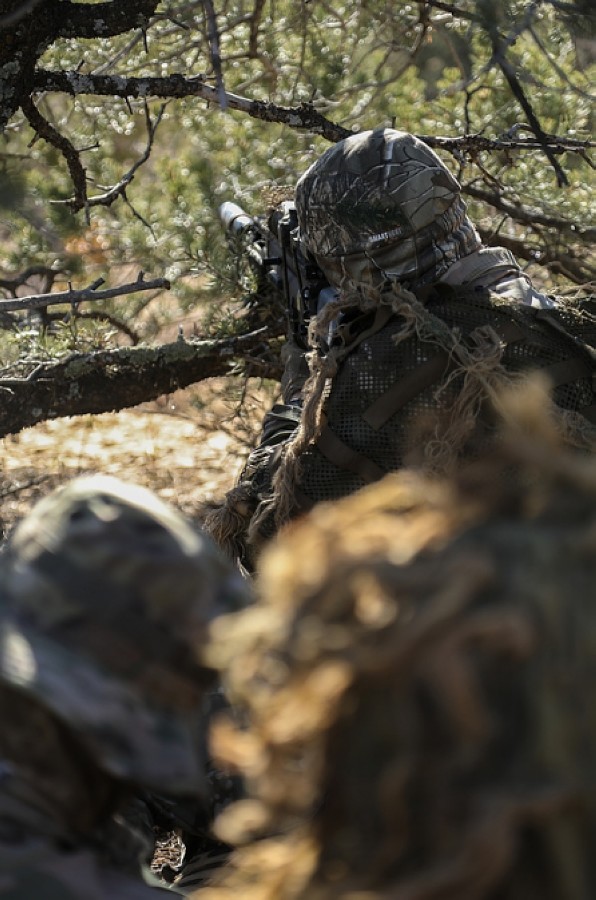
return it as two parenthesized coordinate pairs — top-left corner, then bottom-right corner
(296, 288), (596, 506)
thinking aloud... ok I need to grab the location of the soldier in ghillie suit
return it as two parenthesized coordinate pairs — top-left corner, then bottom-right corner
(206, 127), (596, 571)
(0, 474), (250, 898)
(194, 378), (596, 900)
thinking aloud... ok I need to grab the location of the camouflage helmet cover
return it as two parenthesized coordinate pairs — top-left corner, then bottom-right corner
(0, 475), (251, 795)
(295, 127), (481, 289)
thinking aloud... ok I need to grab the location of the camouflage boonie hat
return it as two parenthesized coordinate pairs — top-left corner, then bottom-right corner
(0, 475), (251, 795)
(295, 127), (481, 289)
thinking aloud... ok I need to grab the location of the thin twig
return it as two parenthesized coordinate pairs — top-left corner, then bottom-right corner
(528, 24), (596, 101)
(0, 273), (170, 313)
(203, 0), (227, 110)
(486, 18), (569, 187)
(0, 265), (61, 295)
(52, 103), (166, 212)
(123, 192), (155, 234)
(63, 309), (140, 345)
(463, 183), (596, 240)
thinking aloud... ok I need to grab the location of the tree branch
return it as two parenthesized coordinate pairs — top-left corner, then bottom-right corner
(50, 0), (159, 40)
(485, 18), (569, 187)
(463, 183), (596, 242)
(0, 326), (278, 438)
(32, 69), (596, 162)
(32, 69), (353, 142)
(419, 0), (477, 23)
(64, 308), (140, 345)
(476, 227), (595, 284)
(0, 264), (60, 295)
(202, 0), (227, 110)
(52, 102), (165, 213)
(21, 95), (89, 216)
(422, 131), (595, 156)
(0, 273), (170, 312)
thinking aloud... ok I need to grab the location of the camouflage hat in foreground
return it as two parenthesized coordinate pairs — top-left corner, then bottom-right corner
(0, 474), (251, 795)
(295, 127), (481, 289)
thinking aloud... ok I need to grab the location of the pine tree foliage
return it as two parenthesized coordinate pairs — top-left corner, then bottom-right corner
(0, 0), (593, 433)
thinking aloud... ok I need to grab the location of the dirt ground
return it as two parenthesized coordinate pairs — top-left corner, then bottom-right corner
(0, 377), (274, 538)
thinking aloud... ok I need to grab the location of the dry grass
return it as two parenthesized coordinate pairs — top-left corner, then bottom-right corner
(0, 378), (275, 539)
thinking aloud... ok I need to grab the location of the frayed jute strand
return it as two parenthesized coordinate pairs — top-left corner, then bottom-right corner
(203, 485), (257, 563)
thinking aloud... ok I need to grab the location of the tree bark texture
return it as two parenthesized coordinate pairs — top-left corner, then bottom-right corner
(0, 329), (280, 438)
(0, 0), (159, 130)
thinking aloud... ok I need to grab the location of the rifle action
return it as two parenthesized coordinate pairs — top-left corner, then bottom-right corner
(218, 200), (337, 349)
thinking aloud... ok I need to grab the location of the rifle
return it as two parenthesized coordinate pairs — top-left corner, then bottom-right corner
(218, 200), (337, 350)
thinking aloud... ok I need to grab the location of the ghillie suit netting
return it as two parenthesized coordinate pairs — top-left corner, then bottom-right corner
(197, 377), (596, 900)
(268, 282), (596, 518)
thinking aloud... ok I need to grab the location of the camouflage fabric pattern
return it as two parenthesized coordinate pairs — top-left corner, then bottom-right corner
(295, 127), (481, 289)
(0, 474), (251, 795)
(197, 381), (596, 900)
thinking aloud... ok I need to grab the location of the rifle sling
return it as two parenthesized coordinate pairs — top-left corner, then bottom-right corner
(315, 423), (386, 484)
(334, 305), (395, 363)
(363, 319), (526, 431)
(310, 306), (596, 485)
(363, 351), (451, 431)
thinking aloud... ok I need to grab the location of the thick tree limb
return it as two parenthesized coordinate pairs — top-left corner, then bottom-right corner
(32, 69), (353, 142)
(0, 274), (170, 312)
(32, 70), (596, 160)
(0, 0), (159, 131)
(0, 326), (280, 438)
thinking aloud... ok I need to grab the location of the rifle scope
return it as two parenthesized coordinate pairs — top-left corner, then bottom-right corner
(218, 202), (253, 236)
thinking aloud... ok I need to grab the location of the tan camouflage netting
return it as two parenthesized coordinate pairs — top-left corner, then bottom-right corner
(196, 378), (596, 900)
(258, 281), (596, 537)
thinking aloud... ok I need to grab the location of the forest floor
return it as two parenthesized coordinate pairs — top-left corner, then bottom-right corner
(1, 375), (273, 539)
(0, 270), (278, 538)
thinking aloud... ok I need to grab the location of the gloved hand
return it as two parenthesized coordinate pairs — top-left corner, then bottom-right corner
(280, 339), (311, 404)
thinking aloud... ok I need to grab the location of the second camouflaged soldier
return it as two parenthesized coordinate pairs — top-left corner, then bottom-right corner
(0, 474), (250, 899)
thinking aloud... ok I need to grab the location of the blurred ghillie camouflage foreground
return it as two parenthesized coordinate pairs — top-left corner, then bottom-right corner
(197, 375), (596, 900)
